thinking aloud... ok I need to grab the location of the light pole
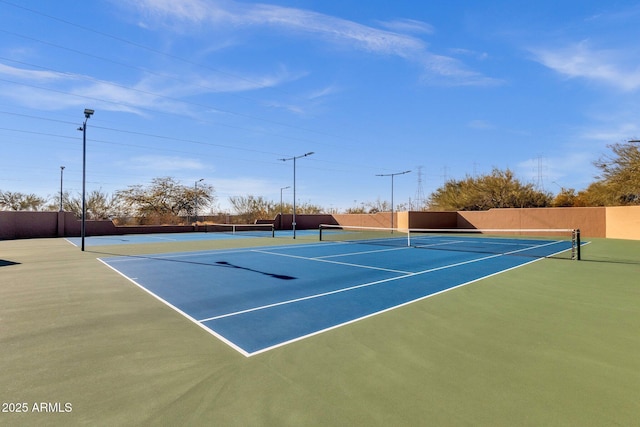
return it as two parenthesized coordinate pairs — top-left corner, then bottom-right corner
(78, 108), (94, 251)
(279, 152), (314, 239)
(376, 170), (411, 230)
(59, 166), (65, 212)
(280, 185), (290, 230)
(194, 178), (204, 225)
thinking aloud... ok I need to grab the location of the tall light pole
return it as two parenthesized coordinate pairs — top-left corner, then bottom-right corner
(194, 178), (204, 225)
(78, 108), (94, 251)
(280, 185), (290, 230)
(376, 170), (411, 230)
(279, 152), (314, 239)
(59, 166), (65, 212)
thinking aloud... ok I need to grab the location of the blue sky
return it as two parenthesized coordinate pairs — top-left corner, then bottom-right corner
(1, 0), (639, 213)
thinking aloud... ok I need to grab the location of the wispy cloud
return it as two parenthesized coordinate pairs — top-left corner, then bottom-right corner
(122, 0), (498, 86)
(530, 40), (640, 92)
(0, 61), (291, 115)
(517, 152), (597, 190)
(376, 18), (435, 35)
(467, 119), (496, 130)
(580, 121), (640, 142)
(0, 63), (64, 82)
(123, 155), (206, 171)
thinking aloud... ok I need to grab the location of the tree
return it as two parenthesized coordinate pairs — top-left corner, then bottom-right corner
(229, 195), (276, 223)
(49, 189), (120, 219)
(428, 168), (552, 211)
(588, 140), (640, 205)
(0, 191), (48, 211)
(115, 177), (215, 224)
(551, 188), (578, 207)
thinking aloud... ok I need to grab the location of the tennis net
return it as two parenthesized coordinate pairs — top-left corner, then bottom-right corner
(203, 223), (275, 237)
(318, 224), (581, 260)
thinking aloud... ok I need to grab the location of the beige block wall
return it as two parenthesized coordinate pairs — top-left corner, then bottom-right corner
(606, 206), (640, 240)
(457, 207), (607, 238)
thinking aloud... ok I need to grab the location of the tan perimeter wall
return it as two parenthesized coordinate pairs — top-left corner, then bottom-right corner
(605, 206), (640, 240)
(0, 211), (195, 240)
(456, 207), (607, 238)
(1, 207), (639, 240)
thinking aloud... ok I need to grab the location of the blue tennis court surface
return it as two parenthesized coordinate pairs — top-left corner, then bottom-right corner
(66, 230), (312, 247)
(100, 236), (574, 356)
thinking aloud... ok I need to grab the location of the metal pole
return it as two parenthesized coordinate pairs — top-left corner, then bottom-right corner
(293, 156), (297, 238)
(195, 178), (203, 225)
(81, 122), (87, 251)
(80, 109), (93, 252)
(391, 174), (394, 229)
(280, 186), (290, 230)
(376, 170), (411, 231)
(279, 152), (314, 239)
(59, 166), (65, 212)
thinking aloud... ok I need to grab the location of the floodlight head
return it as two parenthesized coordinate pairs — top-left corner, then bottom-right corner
(84, 108), (94, 118)
(305, 151), (315, 156)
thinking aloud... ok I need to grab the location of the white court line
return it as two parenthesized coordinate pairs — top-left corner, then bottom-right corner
(315, 246), (410, 259)
(101, 241), (348, 263)
(199, 239), (566, 324)
(251, 249), (413, 274)
(98, 258), (251, 357)
(198, 250), (506, 323)
(100, 238), (572, 357)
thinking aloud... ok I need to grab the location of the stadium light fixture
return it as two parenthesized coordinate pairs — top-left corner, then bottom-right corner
(79, 108), (94, 251)
(629, 139), (640, 143)
(376, 170), (411, 230)
(195, 178), (204, 225)
(59, 166), (65, 212)
(279, 152), (314, 239)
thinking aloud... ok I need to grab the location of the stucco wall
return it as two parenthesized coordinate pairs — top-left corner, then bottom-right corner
(2, 207), (639, 240)
(456, 207), (607, 238)
(606, 206), (640, 240)
(332, 213), (394, 228)
(0, 211), (59, 239)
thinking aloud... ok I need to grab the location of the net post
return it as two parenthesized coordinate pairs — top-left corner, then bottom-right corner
(572, 229), (581, 260)
(319, 224), (323, 241)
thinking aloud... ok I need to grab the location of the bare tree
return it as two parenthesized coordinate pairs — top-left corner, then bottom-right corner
(115, 177), (215, 224)
(0, 191), (48, 211)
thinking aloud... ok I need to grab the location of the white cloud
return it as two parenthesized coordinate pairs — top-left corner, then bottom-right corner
(0, 63), (64, 82)
(517, 152), (597, 191)
(120, 0), (496, 86)
(124, 155), (206, 171)
(213, 177), (282, 211)
(530, 41), (640, 92)
(376, 18), (435, 35)
(0, 61), (292, 115)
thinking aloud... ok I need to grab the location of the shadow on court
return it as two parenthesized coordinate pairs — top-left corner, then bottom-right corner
(215, 261), (296, 280)
(89, 250), (298, 281)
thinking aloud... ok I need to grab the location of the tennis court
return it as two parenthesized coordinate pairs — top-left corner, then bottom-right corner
(2, 233), (639, 426)
(100, 231), (577, 356)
